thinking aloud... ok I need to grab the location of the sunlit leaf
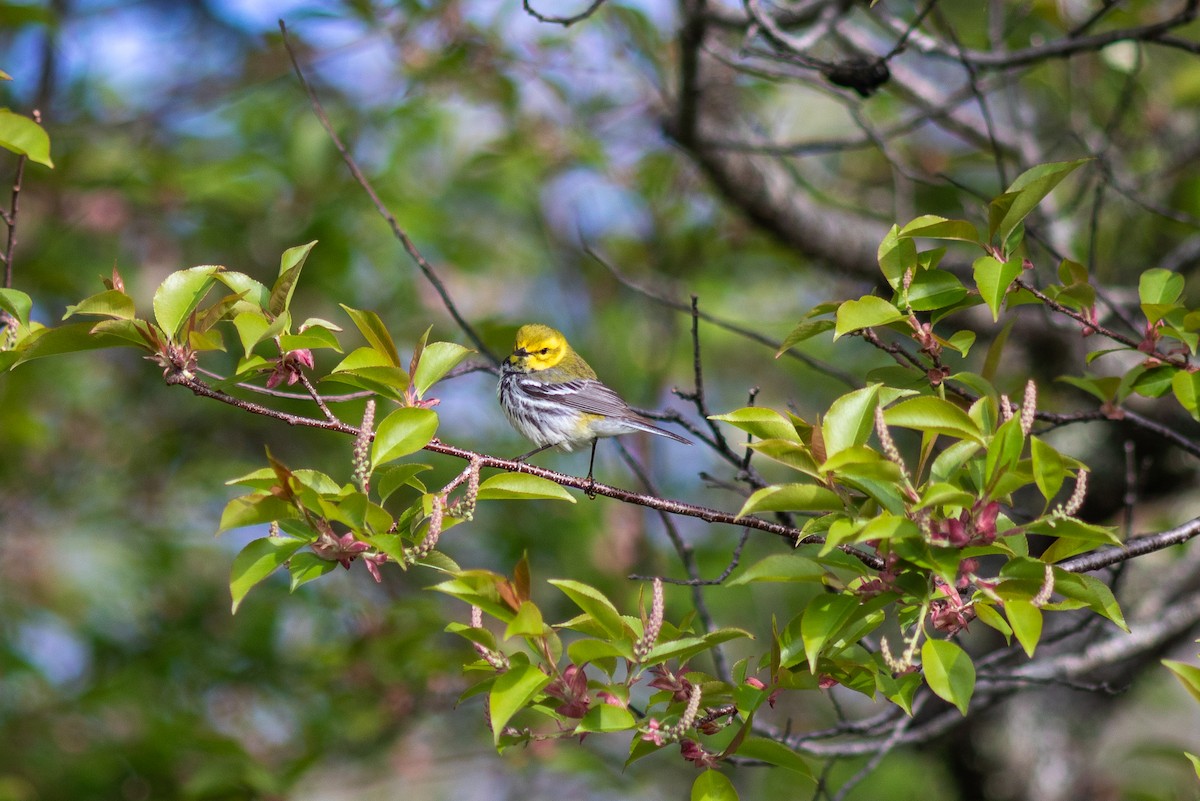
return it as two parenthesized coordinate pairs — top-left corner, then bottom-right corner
(921, 638), (975, 715)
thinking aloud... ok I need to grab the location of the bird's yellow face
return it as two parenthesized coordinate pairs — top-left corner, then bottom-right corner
(508, 324), (568, 372)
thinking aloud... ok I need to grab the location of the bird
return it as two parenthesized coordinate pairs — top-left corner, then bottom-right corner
(498, 323), (690, 484)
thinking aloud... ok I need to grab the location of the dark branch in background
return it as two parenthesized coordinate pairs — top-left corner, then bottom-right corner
(875, 0), (1199, 70)
(585, 246), (860, 388)
(162, 369), (884, 569)
(615, 440), (731, 683)
(522, 0), (608, 27)
(278, 20), (499, 366)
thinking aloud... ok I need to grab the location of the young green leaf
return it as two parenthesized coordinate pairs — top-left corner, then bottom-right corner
(800, 593), (860, 673)
(834, 296), (905, 339)
(921, 638), (975, 715)
(1172, 369), (1200, 421)
(0, 108), (53, 167)
(269, 241), (317, 317)
(732, 737), (814, 779)
(709, 408), (800, 442)
(822, 384), (882, 457)
(372, 407), (438, 467)
(776, 319), (835, 356)
(549, 579), (630, 640)
(1162, 660), (1200, 704)
(692, 770), (738, 801)
(727, 554), (826, 586)
(413, 341), (474, 397)
(1005, 599), (1042, 657)
(153, 266), (220, 340)
(340, 305), (401, 366)
(477, 473), (576, 503)
(973, 255), (1023, 322)
(230, 536), (306, 613)
(737, 484), (843, 516)
(0, 288), (32, 326)
(988, 159), (1089, 245)
(489, 663), (553, 746)
(883, 396), (983, 444)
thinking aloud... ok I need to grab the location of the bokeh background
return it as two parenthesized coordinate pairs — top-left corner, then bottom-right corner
(2, 1), (1199, 799)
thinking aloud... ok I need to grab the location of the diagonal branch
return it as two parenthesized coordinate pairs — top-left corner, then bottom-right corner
(278, 20), (499, 366)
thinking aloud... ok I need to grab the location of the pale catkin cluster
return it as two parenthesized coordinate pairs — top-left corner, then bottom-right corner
(470, 606), (510, 671)
(634, 578), (664, 662)
(353, 400), (375, 493)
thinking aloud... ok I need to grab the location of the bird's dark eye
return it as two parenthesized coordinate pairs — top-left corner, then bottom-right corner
(539, 348), (551, 355)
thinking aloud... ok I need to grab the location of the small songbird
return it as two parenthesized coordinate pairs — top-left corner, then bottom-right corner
(498, 323), (690, 481)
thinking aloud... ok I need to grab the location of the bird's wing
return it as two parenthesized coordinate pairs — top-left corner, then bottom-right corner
(517, 378), (634, 418)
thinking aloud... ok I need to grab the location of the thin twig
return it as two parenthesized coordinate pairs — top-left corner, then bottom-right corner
(2, 155), (26, 288)
(277, 20), (499, 365)
(522, 0), (608, 26)
(585, 246), (859, 388)
(616, 440), (731, 682)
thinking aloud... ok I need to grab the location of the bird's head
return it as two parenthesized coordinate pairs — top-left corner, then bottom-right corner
(507, 324), (570, 373)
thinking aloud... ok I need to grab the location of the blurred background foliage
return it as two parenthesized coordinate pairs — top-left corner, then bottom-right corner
(1, 0), (1198, 799)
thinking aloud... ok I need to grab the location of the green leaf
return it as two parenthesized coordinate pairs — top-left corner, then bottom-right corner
(899, 215), (983, 245)
(217, 494), (299, 533)
(822, 384), (882, 457)
(906, 268), (967, 311)
(737, 484), (843, 516)
(0, 108), (53, 167)
(1030, 436), (1066, 501)
(877, 225), (917, 289)
(374, 463), (431, 502)
(576, 703), (637, 733)
(884, 396), (983, 444)
(8, 322), (147, 367)
(153, 266), (220, 339)
(230, 536), (305, 613)
(568, 638), (630, 665)
(1058, 373), (1120, 404)
(776, 320), (835, 356)
(549, 579), (629, 640)
(972, 255), (1023, 322)
(709, 407), (800, 442)
(834, 296), (905, 339)
(288, 552), (337, 590)
(1172, 369), (1200, 421)
(732, 737), (814, 779)
(988, 159), (1088, 245)
(1027, 516), (1120, 546)
(1006, 599), (1042, 657)
(489, 663), (553, 746)
(232, 310), (287, 358)
(340, 305), (401, 367)
(214, 271), (271, 313)
(477, 473), (576, 503)
(1185, 752), (1200, 781)
(413, 341), (474, 397)
(921, 638), (975, 715)
(728, 554), (826, 586)
(1138, 268), (1185, 322)
(371, 407), (438, 467)
(746, 440), (819, 474)
(800, 593), (860, 673)
(0, 288), (32, 326)
(505, 600), (546, 639)
(1162, 659), (1200, 704)
(62, 289), (136, 321)
(691, 770), (738, 801)
(269, 241), (317, 317)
